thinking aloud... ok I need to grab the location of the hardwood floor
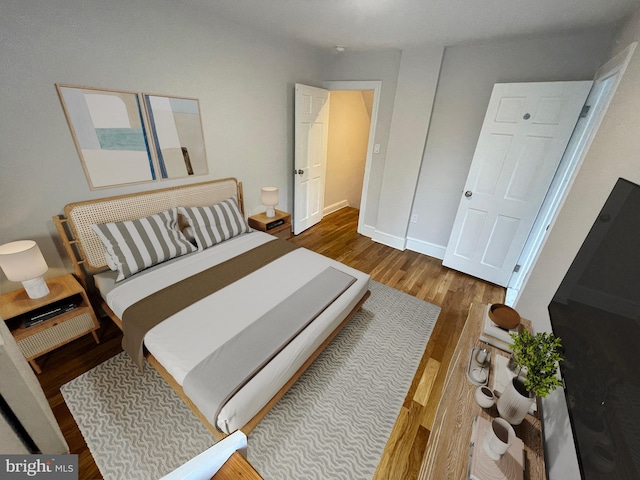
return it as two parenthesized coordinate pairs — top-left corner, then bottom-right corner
(35, 207), (504, 480)
(289, 208), (505, 480)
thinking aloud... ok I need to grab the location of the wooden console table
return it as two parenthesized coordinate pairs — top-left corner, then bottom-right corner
(419, 303), (546, 479)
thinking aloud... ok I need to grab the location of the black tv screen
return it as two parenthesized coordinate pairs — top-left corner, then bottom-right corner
(549, 177), (640, 479)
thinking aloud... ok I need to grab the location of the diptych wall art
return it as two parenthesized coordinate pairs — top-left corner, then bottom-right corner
(56, 84), (208, 189)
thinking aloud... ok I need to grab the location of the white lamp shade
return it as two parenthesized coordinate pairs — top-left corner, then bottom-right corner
(0, 240), (49, 282)
(261, 187), (279, 207)
(261, 187), (279, 218)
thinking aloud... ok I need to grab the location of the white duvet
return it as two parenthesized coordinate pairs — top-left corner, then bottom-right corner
(94, 231), (370, 433)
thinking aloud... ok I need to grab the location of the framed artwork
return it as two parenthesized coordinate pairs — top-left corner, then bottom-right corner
(57, 85), (209, 189)
(144, 94), (208, 179)
(56, 84), (156, 189)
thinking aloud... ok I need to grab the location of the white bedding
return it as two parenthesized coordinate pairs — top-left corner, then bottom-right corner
(94, 231), (370, 433)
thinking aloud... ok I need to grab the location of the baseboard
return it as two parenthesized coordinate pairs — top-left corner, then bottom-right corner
(372, 230), (406, 250)
(323, 200), (349, 216)
(358, 223), (376, 238)
(405, 237), (446, 260)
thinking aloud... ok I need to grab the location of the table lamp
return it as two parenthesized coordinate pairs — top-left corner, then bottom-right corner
(261, 187), (279, 218)
(0, 240), (50, 299)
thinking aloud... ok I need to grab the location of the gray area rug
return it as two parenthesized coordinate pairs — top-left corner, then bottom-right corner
(61, 281), (440, 479)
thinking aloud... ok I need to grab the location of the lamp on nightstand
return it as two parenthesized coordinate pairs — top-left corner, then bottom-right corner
(0, 240), (50, 299)
(261, 187), (279, 218)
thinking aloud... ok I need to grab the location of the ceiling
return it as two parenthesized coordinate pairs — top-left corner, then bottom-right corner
(185, 0), (639, 50)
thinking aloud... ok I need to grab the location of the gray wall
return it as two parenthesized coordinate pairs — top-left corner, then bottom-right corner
(407, 28), (617, 258)
(0, 3), (624, 296)
(0, 0), (326, 292)
(373, 46), (444, 248)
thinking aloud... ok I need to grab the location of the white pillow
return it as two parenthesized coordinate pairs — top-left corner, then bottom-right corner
(90, 207), (197, 281)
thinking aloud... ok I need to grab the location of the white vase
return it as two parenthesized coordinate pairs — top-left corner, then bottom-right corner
(483, 417), (516, 460)
(497, 377), (534, 425)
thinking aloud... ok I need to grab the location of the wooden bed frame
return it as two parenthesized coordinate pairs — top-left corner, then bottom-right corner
(53, 177), (370, 439)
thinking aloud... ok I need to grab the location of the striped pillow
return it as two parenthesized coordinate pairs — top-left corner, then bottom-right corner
(90, 208), (197, 281)
(178, 196), (250, 250)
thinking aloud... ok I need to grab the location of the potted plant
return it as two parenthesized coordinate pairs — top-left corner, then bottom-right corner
(497, 330), (563, 425)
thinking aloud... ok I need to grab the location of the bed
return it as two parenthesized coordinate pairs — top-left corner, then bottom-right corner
(53, 178), (370, 439)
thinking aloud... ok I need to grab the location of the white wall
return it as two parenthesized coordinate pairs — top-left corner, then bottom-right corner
(407, 28), (616, 259)
(0, 0), (325, 292)
(515, 10), (640, 479)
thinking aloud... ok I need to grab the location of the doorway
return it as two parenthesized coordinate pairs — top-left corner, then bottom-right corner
(323, 81), (381, 236)
(325, 90), (372, 215)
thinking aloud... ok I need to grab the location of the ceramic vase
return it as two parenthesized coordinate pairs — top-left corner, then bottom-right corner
(483, 417), (516, 460)
(475, 385), (495, 408)
(497, 376), (534, 425)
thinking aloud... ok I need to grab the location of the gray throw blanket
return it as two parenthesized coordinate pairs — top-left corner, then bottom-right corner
(183, 266), (356, 432)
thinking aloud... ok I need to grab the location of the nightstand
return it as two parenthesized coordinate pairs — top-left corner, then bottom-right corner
(0, 273), (100, 373)
(248, 209), (292, 240)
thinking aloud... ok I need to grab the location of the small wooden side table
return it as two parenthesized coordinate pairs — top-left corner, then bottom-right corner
(0, 273), (100, 373)
(248, 209), (292, 240)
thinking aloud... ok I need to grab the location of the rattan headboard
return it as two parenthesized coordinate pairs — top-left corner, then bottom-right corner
(54, 178), (243, 280)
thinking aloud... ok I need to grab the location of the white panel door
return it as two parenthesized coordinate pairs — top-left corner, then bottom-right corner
(294, 84), (329, 235)
(443, 81), (592, 287)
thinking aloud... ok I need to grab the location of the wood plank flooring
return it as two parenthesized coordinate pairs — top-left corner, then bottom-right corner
(35, 207), (504, 480)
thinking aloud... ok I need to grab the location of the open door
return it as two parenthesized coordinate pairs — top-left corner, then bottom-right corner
(443, 81), (592, 287)
(294, 84), (329, 235)
(506, 42), (637, 304)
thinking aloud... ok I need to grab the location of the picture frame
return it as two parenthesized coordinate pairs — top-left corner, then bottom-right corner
(143, 94), (208, 180)
(56, 84), (157, 189)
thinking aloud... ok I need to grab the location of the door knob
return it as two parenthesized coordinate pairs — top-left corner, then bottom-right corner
(465, 191), (473, 198)
(294, 169), (304, 175)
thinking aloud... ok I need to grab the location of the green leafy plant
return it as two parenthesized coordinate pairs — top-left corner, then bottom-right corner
(509, 330), (563, 398)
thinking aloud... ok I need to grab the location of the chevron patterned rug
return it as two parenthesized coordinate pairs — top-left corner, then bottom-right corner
(61, 281), (439, 480)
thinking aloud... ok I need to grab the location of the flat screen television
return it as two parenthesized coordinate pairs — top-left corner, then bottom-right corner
(549, 177), (640, 479)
